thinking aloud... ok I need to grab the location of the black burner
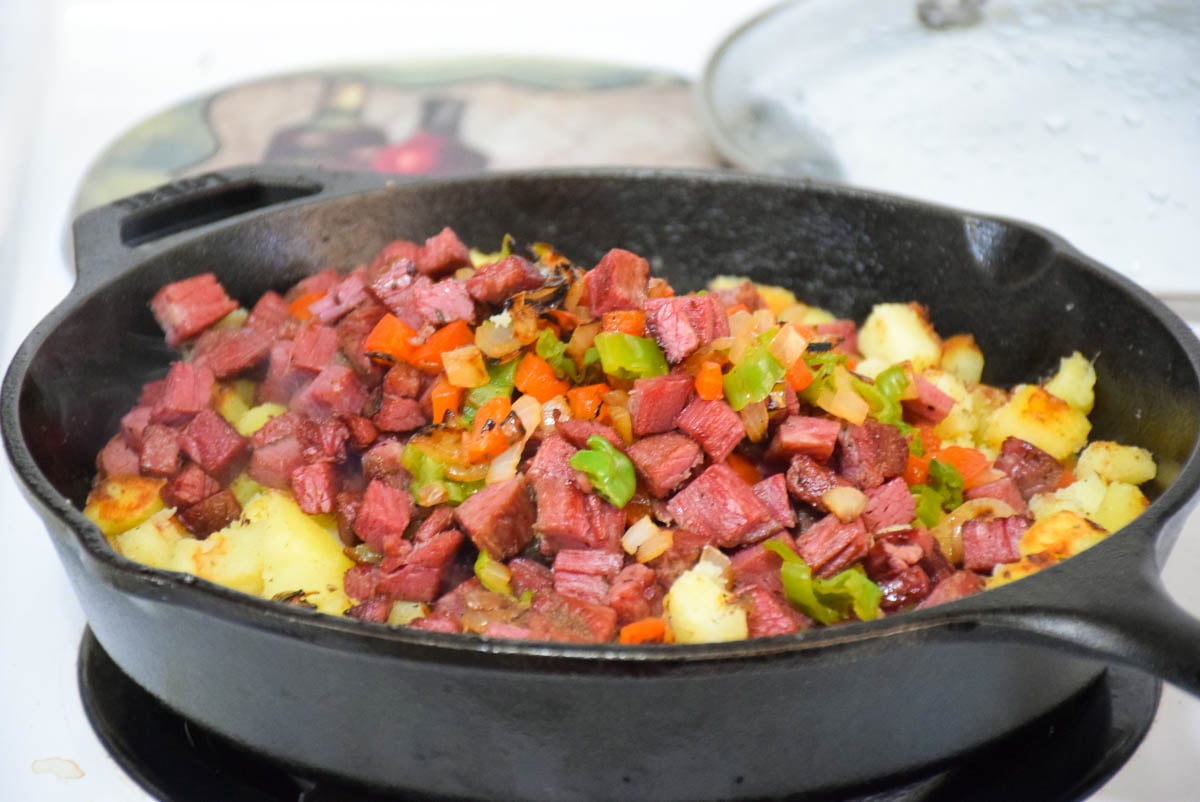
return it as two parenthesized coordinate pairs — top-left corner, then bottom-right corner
(79, 627), (1161, 802)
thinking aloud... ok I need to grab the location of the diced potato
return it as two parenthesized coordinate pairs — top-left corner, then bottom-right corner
(1043, 352), (1096, 414)
(215, 384), (251, 427)
(940, 333), (985, 385)
(167, 490), (354, 615)
(921, 369), (973, 442)
(213, 308), (249, 331)
(1076, 441), (1157, 485)
(111, 508), (186, 569)
(988, 510), (1109, 588)
(983, 384), (1091, 461)
(1092, 481), (1149, 533)
(664, 548), (747, 644)
(777, 304), (837, 326)
(388, 601), (430, 626)
(1029, 474), (1106, 520)
(84, 475), (167, 537)
(235, 402), (288, 437)
(858, 302), (943, 372)
(228, 471), (265, 506)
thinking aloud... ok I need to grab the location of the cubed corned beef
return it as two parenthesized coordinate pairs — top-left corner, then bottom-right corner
(584, 493), (627, 553)
(354, 479), (414, 556)
(709, 279), (767, 312)
(863, 528), (932, 584)
(290, 461), (338, 515)
(344, 563), (381, 601)
(752, 473), (796, 530)
(993, 437), (1064, 499)
(307, 269), (368, 325)
(415, 226), (472, 278)
(246, 290), (294, 337)
(286, 268), (340, 302)
(335, 491), (363, 546)
(666, 463), (780, 548)
(626, 432), (703, 498)
(874, 565), (933, 612)
(863, 477), (917, 532)
(366, 256), (423, 324)
(302, 417), (350, 465)
(369, 240), (421, 276)
(528, 591), (618, 643)
(179, 409), (248, 480)
(192, 327), (272, 379)
(767, 415), (842, 462)
(373, 395), (427, 433)
(553, 549), (624, 580)
(964, 475), (1028, 515)
(346, 597), (392, 623)
(532, 480), (593, 555)
(677, 397), (746, 463)
(553, 572), (611, 606)
(583, 248), (650, 314)
(730, 536), (790, 597)
(138, 378), (167, 407)
(739, 584), (807, 638)
(382, 362), (424, 398)
(362, 439), (411, 489)
(410, 278), (476, 328)
(628, 373), (694, 436)
(814, 320), (858, 356)
(152, 361), (215, 424)
(465, 254), (544, 305)
(917, 570), (986, 609)
(684, 294), (729, 342)
(794, 514), (869, 578)
(290, 364), (367, 420)
(454, 475), (536, 560)
(412, 506), (456, 543)
(648, 527), (707, 586)
(837, 419), (908, 490)
(138, 424), (182, 477)
(161, 462), (221, 508)
(248, 436), (305, 489)
(119, 406), (154, 450)
(606, 563), (662, 625)
(97, 435), (141, 478)
(290, 324), (340, 374)
(177, 489), (241, 538)
(555, 419), (624, 451)
(643, 297), (700, 364)
(902, 376), (957, 425)
(150, 273), (239, 346)
(258, 341), (311, 405)
(508, 557), (555, 595)
(336, 298), (388, 377)
(785, 453), (852, 510)
(250, 410), (305, 447)
(961, 515), (1028, 572)
(410, 615), (460, 633)
(527, 434), (579, 485)
(341, 414), (379, 451)
(378, 529), (466, 602)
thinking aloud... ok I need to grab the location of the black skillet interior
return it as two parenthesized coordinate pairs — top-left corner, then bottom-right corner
(8, 164), (1200, 677)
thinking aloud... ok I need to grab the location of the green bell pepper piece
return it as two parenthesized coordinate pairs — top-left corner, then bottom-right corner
(593, 332), (669, 380)
(568, 434), (636, 509)
(723, 344), (786, 411)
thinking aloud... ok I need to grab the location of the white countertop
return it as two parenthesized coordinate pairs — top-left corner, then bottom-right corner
(1, 2), (1197, 801)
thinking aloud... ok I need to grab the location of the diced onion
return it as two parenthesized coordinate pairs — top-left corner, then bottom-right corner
(739, 400), (770, 443)
(930, 498), (1017, 563)
(752, 308), (776, 334)
(387, 601), (429, 626)
(768, 324), (808, 369)
(823, 486), (868, 522)
(816, 365), (870, 424)
(603, 389), (634, 444)
(539, 394), (571, 435)
(621, 516), (674, 562)
(442, 344), (489, 388)
(487, 396), (542, 484)
(694, 544), (734, 586)
(474, 319), (524, 359)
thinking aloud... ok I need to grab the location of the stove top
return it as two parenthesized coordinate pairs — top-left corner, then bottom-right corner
(80, 628), (1160, 802)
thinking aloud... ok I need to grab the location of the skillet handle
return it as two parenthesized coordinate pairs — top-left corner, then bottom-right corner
(985, 514), (1200, 697)
(69, 166), (390, 291)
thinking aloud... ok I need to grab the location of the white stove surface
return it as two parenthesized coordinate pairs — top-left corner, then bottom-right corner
(1, 2), (1197, 801)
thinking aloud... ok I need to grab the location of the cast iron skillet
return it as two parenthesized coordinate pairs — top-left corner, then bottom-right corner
(6, 165), (1200, 802)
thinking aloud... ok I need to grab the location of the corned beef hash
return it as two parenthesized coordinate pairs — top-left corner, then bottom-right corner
(84, 228), (1158, 644)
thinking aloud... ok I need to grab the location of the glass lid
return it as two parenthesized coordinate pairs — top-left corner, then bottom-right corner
(700, 0), (1200, 301)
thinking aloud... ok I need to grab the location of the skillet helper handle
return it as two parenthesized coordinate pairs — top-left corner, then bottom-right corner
(70, 166), (388, 291)
(994, 517), (1200, 697)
